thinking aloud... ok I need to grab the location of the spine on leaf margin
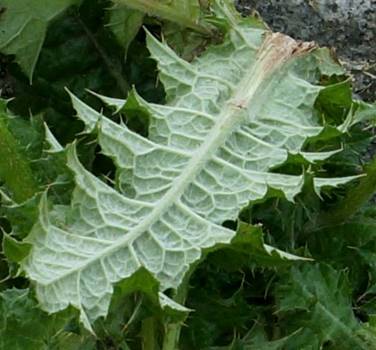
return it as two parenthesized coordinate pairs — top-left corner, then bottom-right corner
(18, 0), (365, 348)
(317, 156), (376, 227)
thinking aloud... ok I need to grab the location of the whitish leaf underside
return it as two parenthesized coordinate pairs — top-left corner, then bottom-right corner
(22, 1), (357, 329)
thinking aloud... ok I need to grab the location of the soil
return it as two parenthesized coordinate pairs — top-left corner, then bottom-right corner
(235, 0), (376, 102)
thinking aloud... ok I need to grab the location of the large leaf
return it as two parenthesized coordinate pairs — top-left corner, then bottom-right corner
(7, 0), (133, 146)
(22, 0), (359, 330)
(0, 0), (80, 82)
(0, 288), (73, 350)
(307, 208), (376, 294)
(275, 264), (376, 350)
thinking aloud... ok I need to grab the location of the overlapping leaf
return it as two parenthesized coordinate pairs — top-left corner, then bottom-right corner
(113, 0), (206, 33)
(106, 4), (144, 60)
(275, 264), (376, 349)
(0, 0), (81, 82)
(0, 99), (38, 203)
(22, 0), (359, 330)
(0, 288), (72, 350)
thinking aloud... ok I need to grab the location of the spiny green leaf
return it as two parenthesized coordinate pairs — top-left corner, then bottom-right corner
(23, 0), (360, 330)
(0, 100), (73, 239)
(0, 193), (40, 240)
(351, 100), (376, 125)
(7, 0), (131, 147)
(0, 99), (39, 202)
(209, 327), (298, 350)
(307, 209), (376, 293)
(209, 222), (311, 270)
(275, 264), (375, 350)
(317, 156), (376, 227)
(110, 268), (191, 321)
(114, 0), (209, 34)
(2, 232), (32, 263)
(106, 4), (144, 61)
(0, 0), (81, 83)
(0, 288), (74, 350)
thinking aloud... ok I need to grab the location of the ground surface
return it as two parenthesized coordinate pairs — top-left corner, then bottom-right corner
(236, 0), (376, 102)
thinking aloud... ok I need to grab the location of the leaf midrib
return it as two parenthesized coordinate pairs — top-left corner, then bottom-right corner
(42, 33), (301, 286)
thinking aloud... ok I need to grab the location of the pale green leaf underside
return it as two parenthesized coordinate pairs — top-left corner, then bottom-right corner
(22, 1), (358, 329)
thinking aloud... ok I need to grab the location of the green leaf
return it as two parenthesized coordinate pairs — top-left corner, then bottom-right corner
(351, 100), (376, 125)
(2, 232), (32, 263)
(0, 288), (73, 350)
(112, 268), (190, 320)
(0, 194), (40, 240)
(0, 0), (81, 83)
(209, 222), (311, 271)
(114, 0), (209, 34)
(162, 22), (212, 62)
(316, 78), (352, 125)
(307, 209), (376, 294)
(0, 99), (39, 202)
(209, 328), (298, 350)
(317, 156), (376, 227)
(237, 329), (299, 350)
(44, 123), (64, 152)
(7, 0), (132, 148)
(275, 264), (374, 350)
(0, 99), (73, 238)
(23, 1), (359, 330)
(50, 333), (96, 350)
(181, 266), (271, 348)
(106, 4), (144, 61)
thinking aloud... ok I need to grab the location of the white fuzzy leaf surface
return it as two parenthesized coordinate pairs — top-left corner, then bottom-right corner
(22, 1), (358, 330)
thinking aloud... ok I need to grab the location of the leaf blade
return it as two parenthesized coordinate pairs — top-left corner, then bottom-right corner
(0, 0), (80, 82)
(23, 1), (360, 329)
